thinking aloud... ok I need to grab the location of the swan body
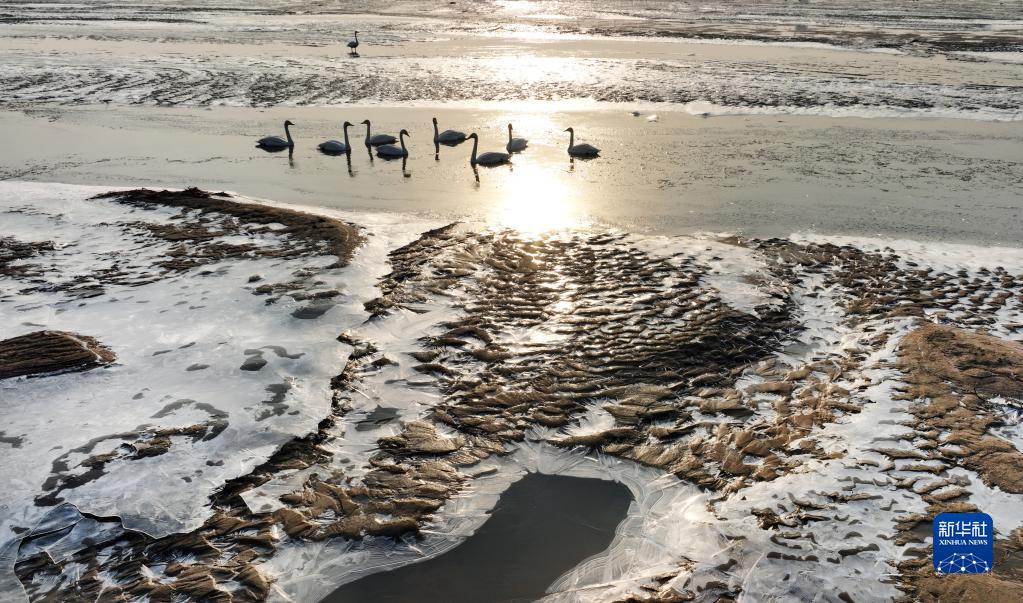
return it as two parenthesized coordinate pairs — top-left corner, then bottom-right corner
(506, 123), (528, 153)
(361, 120), (397, 146)
(467, 133), (510, 166)
(318, 121), (353, 154)
(347, 31), (359, 53)
(565, 127), (600, 157)
(257, 120), (294, 149)
(376, 129), (410, 158)
(432, 117), (466, 144)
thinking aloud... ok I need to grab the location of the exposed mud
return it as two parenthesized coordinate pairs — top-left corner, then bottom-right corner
(13, 332), (467, 602)
(0, 331), (115, 380)
(0, 237), (53, 279)
(94, 187), (363, 268)
(9, 217), (1023, 602)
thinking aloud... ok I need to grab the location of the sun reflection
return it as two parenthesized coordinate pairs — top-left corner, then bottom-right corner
(489, 162), (584, 235)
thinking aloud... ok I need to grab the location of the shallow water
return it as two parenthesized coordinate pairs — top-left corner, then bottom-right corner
(1, 106), (1021, 246)
(323, 473), (633, 603)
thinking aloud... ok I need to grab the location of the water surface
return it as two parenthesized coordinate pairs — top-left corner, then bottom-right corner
(322, 473), (633, 603)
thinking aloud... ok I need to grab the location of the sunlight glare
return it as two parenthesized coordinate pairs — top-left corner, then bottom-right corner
(490, 163), (584, 235)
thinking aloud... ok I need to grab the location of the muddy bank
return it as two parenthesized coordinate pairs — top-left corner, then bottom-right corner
(892, 324), (1023, 600)
(0, 331), (114, 380)
(1, 183), (371, 603)
(6, 193), (1023, 602)
(323, 473), (632, 603)
(94, 187), (363, 268)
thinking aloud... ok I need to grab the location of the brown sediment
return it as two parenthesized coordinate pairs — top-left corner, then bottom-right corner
(884, 324), (1023, 599)
(5, 188), (364, 301)
(13, 225), (1023, 602)
(0, 330), (115, 380)
(92, 187), (363, 268)
(35, 409), (228, 507)
(0, 236), (53, 279)
(15, 332), (469, 602)
(897, 324), (1023, 494)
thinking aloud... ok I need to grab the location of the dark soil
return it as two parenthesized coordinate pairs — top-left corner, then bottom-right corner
(0, 331), (115, 380)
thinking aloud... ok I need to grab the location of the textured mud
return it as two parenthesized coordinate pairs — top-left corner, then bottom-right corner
(9, 219), (1023, 601)
(93, 187), (363, 269)
(0, 1), (1019, 118)
(0, 331), (115, 380)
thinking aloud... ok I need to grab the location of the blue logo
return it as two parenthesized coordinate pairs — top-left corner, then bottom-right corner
(933, 512), (993, 574)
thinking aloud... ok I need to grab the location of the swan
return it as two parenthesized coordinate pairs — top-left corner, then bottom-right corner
(318, 121), (353, 154)
(257, 120), (295, 149)
(347, 31), (359, 54)
(376, 129), (410, 158)
(432, 117), (466, 144)
(565, 127), (600, 157)
(361, 120), (397, 146)
(467, 133), (510, 166)
(506, 123), (528, 153)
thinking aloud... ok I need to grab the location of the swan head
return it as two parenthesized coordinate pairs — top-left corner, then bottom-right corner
(361, 119), (370, 125)
(432, 117), (438, 124)
(467, 133), (478, 140)
(284, 120), (294, 126)
(508, 123), (513, 131)
(399, 129), (410, 137)
(564, 127), (573, 133)
(343, 121), (353, 127)
(354, 30), (359, 35)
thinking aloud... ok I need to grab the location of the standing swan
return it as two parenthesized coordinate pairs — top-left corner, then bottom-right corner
(467, 133), (510, 166)
(376, 129), (410, 158)
(565, 127), (600, 157)
(257, 120), (295, 149)
(347, 31), (359, 55)
(361, 120), (397, 146)
(318, 121), (353, 154)
(432, 117), (466, 144)
(506, 124), (528, 153)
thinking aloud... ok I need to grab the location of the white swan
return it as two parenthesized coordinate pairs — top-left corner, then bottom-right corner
(347, 31), (359, 54)
(565, 127), (600, 157)
(432, 117), (466, 144)
(467, 133), (510, 166)
(506, 123), (528, 153)
(318, 121), (353, 154)
(257, 120), (294, 149)
(361, 120), (397, 146)
(376, 129), (410, 158)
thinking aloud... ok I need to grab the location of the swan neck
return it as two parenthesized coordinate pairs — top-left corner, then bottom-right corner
(433, 121), (439, 139)
(364, 122), (371, 144)
(470, 137), (478, 164)
(568, 129), (574, 149)
(399, 132), (407, 151)
(284, 122), (293, 146)
(342, 123), (350, 147)
(508, 127), (512, 143)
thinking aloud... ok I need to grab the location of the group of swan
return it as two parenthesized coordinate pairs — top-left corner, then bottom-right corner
(256, 119), (601, 164)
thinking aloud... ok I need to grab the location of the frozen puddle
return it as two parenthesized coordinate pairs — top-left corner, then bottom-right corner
(3, 182), (1023, 602)
(323, 472), (632, 603)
